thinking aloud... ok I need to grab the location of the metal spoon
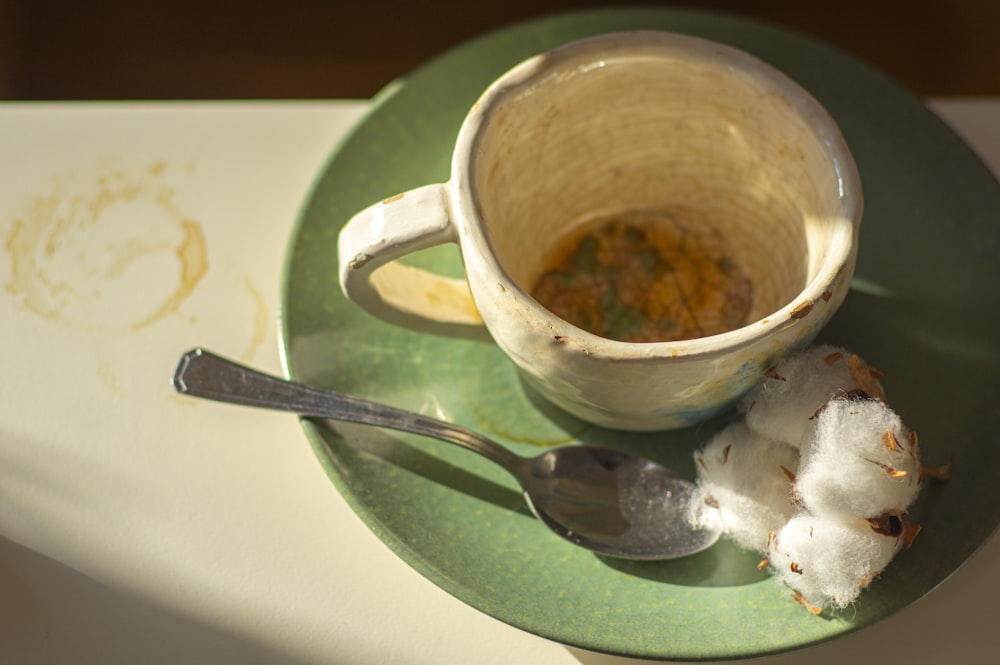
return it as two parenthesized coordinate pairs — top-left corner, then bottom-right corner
(171, 348), (721, 560)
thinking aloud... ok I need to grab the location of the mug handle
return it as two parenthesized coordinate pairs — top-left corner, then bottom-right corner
(338, 184), (485, 337)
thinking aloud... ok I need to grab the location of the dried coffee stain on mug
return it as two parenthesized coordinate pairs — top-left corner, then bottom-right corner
(3, 159), (208, 332)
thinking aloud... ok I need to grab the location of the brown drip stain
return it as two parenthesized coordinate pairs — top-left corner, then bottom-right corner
(130, 219), (208, 331)
(96, 360), (124, 395)
(3, 160), (209, 332)
(6, 216), (59, 320)
(240, 273), (270, 362)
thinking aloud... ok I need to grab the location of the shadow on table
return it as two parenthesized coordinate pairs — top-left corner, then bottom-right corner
(0, 537), (315, 665)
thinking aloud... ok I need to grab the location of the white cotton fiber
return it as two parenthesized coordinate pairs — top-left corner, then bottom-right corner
(740, 345), (880, 448)
(685, 344), (928, 612)
(768, 513), (901, 610)
(795, 397), (921, 519)
(688, 423), (799, 552)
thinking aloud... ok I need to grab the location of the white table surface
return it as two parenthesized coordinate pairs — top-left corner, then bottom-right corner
(1, 98), (997, 665)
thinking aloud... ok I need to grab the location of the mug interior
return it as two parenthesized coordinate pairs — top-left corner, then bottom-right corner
(468, 32), (855, 335)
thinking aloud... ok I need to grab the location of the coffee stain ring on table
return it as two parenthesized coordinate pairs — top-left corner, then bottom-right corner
(3, 159), (209, 333)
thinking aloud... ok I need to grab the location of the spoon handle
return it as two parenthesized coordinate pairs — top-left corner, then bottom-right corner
(172, 348), (522, 470)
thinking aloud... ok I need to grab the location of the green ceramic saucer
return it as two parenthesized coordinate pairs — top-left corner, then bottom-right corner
(280, 7), (1000, 660)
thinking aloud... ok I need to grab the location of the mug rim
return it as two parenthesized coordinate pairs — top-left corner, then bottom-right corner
(450, 30), (863, 360)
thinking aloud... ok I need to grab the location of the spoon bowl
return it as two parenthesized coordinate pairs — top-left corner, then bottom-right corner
(172, 348), (721, 560)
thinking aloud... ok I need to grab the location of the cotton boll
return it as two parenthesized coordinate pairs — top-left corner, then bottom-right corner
(689, 484), (785, 553)
(795, 397), (921, 519)
(768, 514), (902, 610)
(740, 345), (878, 448)
(688, 423), (799, 552)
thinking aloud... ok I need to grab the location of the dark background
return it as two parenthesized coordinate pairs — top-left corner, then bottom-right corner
(2, 0), (998, 100)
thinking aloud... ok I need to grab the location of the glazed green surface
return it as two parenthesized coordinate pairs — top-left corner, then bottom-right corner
(280, 7), (1000, 660)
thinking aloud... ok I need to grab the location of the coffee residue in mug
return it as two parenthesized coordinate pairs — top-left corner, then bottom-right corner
(530, 208), (753, 343)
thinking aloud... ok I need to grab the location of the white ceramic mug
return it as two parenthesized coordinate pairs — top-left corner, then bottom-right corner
(338, 31), (862, 431)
